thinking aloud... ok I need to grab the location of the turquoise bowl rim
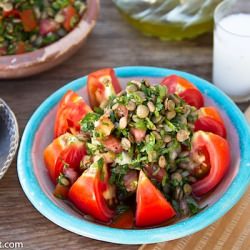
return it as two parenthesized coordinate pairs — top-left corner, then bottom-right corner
(17, 66), (250, 244)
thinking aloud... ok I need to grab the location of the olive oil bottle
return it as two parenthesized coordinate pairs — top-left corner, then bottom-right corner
(113, 0), (222, 40)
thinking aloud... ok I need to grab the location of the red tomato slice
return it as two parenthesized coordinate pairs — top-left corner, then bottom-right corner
(179, 89), (204, 109)
(87, 68), (122, 108)
(20, 9), (37, 32)
(63, 5), (78, 31)
(161, 75), (204, 108)
(102, 135), (123, 153)
(68, 161), (114, 222)
(54, 90), (92, 138)
(194, 107), (227, 138)
(44, 133), (86, 183)
(110, 209), (134, 229)
(136, 171), (176, 227)
(191, 131), (230, 196)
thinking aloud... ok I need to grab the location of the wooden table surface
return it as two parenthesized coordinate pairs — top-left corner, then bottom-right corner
(0, 1), (249, 250)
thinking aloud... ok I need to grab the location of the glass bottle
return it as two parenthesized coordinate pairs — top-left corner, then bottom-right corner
(113, 0), (222, 40)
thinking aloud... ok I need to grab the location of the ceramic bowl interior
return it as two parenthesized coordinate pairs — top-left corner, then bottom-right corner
(0, 0), (99, 79)
(17, 66), (250, 244)
(0, 99), (19, 180)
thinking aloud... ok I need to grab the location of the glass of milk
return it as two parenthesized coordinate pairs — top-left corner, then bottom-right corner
(213, 0), (250, 102)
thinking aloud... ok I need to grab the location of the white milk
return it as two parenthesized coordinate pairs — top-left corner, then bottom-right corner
(213, 14), (250, 100)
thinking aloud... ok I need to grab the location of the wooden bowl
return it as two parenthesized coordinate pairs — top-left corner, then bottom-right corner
(0, 0), (99, 79)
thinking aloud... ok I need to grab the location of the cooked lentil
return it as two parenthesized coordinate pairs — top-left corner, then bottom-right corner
(80, 79), (204, 218)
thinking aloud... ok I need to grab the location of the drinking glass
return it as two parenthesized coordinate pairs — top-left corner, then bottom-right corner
(213, 0), (250, 102)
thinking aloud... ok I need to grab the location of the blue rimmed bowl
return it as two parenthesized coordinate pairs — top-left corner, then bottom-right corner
(17, 66), (250, 244)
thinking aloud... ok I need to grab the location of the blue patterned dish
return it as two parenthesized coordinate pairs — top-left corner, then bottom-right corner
(0, 99), (19, 180)
(17, 66), (250, 244)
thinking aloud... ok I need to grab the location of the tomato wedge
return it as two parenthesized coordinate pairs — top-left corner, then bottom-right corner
(191, 131), (230, 196)
(161, 75), (204, 108)
(110, 209), (134, 229)
(69, 159), (114, 222)
(136, 171), (176, 227)
(194, 107), (227, 138)
(87, 68), (122, 108)
(44, 133), (86, 183)
(54, 90), (92, 138)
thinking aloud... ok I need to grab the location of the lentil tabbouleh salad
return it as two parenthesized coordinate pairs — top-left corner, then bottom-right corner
(0, 0), (87, 56)
(44, 68), (230, 228)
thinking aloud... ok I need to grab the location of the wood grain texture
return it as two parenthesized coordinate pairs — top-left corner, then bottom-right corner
(0, 1), (249, 249)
